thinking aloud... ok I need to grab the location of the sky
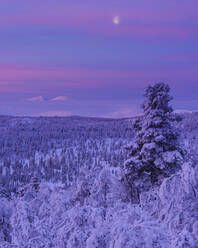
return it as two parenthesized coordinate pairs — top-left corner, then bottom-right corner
(0, 0), (198, 117)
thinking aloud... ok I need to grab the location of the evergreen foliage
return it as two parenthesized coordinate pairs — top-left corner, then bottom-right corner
(123, 83), (184, 198)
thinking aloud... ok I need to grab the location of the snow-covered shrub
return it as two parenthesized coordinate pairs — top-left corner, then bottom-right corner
(0, 198), (12, 243)
(123, 83), (184, 200)
(140, 161), (198, 247)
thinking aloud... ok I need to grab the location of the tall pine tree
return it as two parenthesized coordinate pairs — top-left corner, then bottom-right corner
(123, 83), (184, 199)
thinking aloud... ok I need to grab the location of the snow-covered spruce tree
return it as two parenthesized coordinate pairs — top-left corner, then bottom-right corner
(123, 83), (184, 200)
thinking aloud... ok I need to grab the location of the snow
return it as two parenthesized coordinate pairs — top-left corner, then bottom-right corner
(0, 111), (198, 247)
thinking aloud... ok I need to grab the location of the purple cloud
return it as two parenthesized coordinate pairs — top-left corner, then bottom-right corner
(51, 96), (68, 101)
(27, 96), (45, 102)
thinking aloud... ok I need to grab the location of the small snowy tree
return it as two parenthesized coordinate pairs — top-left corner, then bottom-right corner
(123, 83), (184, 199)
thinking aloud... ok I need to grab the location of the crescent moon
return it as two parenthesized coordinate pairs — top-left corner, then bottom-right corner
(113, 16), (120, 25)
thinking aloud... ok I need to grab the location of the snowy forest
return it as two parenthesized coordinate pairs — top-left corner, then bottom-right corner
(1, 83), (198, 247)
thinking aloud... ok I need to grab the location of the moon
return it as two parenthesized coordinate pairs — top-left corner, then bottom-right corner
(113, 16), (120, 25)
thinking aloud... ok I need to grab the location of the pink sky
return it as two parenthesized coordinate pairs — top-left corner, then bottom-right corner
(0, 0), (197, 116)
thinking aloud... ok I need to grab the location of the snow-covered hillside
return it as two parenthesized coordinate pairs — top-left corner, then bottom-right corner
(1, 161), (198, 247)
(0, 113), (198, 247)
